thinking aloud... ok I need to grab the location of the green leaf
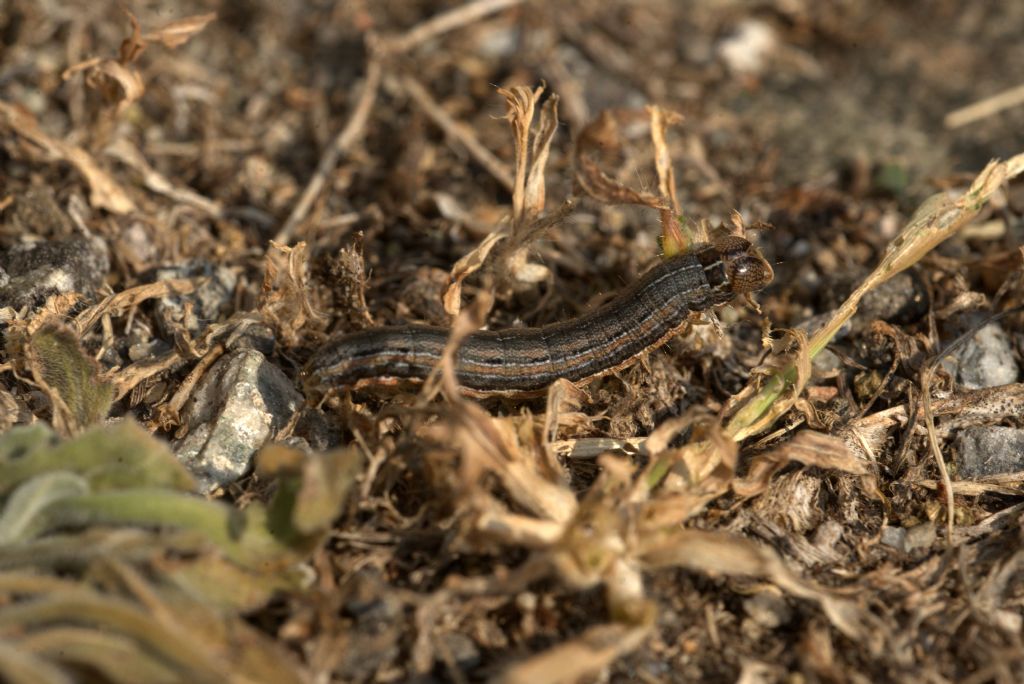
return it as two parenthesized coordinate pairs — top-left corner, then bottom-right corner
(26, 323), (114, 435)
(0, 422), (195, 499)
(0, 471), (90, 544)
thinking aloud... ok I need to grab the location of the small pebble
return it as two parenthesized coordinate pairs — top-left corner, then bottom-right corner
(956, 426), (1024, 478)
(154, 260), (238, 335)
(946, 321), (1019, 389)
(174, 350), (302, 492)
(0, 236), (109, 310)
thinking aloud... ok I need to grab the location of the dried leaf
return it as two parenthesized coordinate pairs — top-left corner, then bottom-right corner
(0, 101), (136, 214)
(85, 60), (145, 115)
(494, 620), (653, 684)
(442, 229), (507, 315)
(574, 110), (667, 210)
(648, 105), (683, 214)
(118, 10), (146, 63)
(639, 528), (884, 646)
(498, 84), (543, 226)
(259, 241), (326, 345)
(733, 430), (870, 497)
(524, 92), (559, 223)
(142, 13), (217, 49)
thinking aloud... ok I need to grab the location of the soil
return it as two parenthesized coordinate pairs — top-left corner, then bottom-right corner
(1, 1), (1023, 682)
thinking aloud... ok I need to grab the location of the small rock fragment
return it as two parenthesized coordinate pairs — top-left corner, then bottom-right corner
(154, 260), (238, 335)
(947, 322), (1018, 389)
(743, 592), (791, 629)
(174, 349), (302, 492)
(0, 236), (109, 310)
(857, 271), (929, 326)
(439, 632), (481, 670)
(956, 426), (1024, 478)
(880, 526), (907, 552)
(880, 522), (936, 554)
(717, 19), (777, 76)
(903, 521), (936, 552)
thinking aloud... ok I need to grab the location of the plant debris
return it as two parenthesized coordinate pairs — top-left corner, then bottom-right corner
(2, 2), (1024, 682)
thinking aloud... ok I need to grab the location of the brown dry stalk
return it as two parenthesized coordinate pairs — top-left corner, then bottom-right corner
(724, 153), (1024, 444)
(380, 0), (525, 55)
(0, 101), (136, 214)
(275, 58), (382, 244)
(401, 74), (515, 192)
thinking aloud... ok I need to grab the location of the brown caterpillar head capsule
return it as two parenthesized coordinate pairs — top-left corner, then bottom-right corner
(712, 234), (774, 294)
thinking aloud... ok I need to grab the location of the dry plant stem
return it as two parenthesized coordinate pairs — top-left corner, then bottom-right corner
(274, 58), (382, 244)
(945, 82), (1024, 129)
(381, 0), (525, 54)
(918, 306), (1024, 545)
(110, 351), (183, 401)
(0, 100), (135, 214)
(74, 279), (196, 335)
(400, 75), (515, 191)
(165, 343), (225, 427)
(105, 139), (222, 217)
(724, 154), (1024, 444)
(921, 363), (955, 544)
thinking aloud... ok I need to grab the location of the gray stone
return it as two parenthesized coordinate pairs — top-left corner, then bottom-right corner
(154, 260), (238, 335)
(225, 321), (276, 356)
(956, 426), (1024, 478)
(904, 521), (936, 552)
(0, 236), (109, 310)
(743, 592), (791, 629)
(948, 322), (1019, 389)
(439, 632), (481, 670)
(880, 526), (907, 552)
(174, 349), (303, 492)
(880, 522), (936, 554)
(856, 271), (929, 326)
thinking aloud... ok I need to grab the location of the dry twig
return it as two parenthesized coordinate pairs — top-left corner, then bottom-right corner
(275, 58), (382, 244)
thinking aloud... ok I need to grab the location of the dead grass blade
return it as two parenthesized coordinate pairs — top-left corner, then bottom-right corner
(648, 105), (690, 255)
(0, 101), (135, 214)
(443, 86), (562, 314)
(74, 279), (196, 335)
(104, 139), (223, 216)
(501, 85), (558, 227)
(574, 110), (668, 210)
(259, 241), (327, 346)
(141, 12), (217, 48)
(380, 0), (525, 54)
(401, 74), (514, 191)
(443, 230), (507, 316)
(638, 529), (884, 648)
(0, 638), (76, 684)
(494, 619), (654, 684)
(276, 57), (382, 243)
(724, 153), (1024, 443)
(732, 430), (870, 497)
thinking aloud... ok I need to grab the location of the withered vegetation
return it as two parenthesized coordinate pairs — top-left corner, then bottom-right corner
(1, 2), (1024, 682)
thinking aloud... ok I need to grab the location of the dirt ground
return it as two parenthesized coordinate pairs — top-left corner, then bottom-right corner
(2, 1), (1024, 682)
